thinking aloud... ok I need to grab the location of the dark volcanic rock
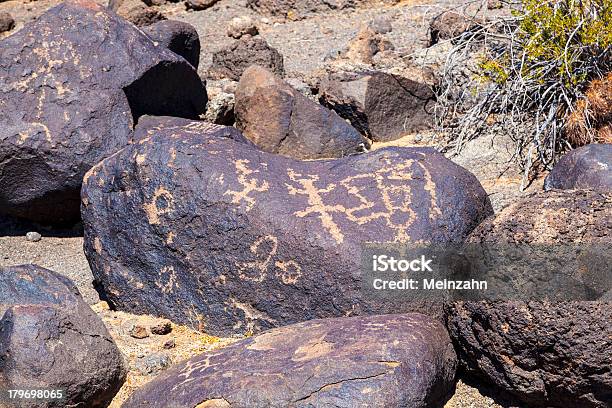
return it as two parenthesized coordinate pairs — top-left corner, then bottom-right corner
(0, 0), (207, 224)
(109, 0), (166, 26)
(208, 36), (285, 81)
(447, 190), (612, 408)
(320, 72), (435, 142)
(544, 144), (611, 191)
(0, 265), (126, 408)
(235, 66), (370, 159)
(142, 20), (201, 68)
(0, 11), (15, 33)
(82, 118), (493, 336)
(124, 314), (457, 408)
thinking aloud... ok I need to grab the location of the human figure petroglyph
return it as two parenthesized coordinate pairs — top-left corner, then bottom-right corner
(285, 158), (442, 243)
(224, 159), (270, 211)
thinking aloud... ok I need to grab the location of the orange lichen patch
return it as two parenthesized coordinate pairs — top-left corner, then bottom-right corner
(567, 73), (612, 146)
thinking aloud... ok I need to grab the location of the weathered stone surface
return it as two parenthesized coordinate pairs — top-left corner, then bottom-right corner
(0, 11), (14, 33)
(447, 190), (612, 408)
(109, 0), (166, 26)
(227, 15), (259, 39)
(544, 144), (611, 191)
(0, 265), (126, 408)
(82, 118), (493, 336)
(124, 314), (457, 408)
(0, 0), (207, 224)
(235, 66), (370, 159)
(208, 36), (285, 81)
(343, 26), (394, 65)
(142, 20), (201, 68)
(320, 72), (435, 142)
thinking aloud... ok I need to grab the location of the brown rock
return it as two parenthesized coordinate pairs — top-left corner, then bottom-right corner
(0, 265), (126, 408)
(81, 117), (493, 336)
(429, 11), (479, 46)
(185, 0), (220, 11)
(108, 0), (166, 26)
(319, 71), (435, 142)
(124, 314), (457, 408)
(162, 339), (176, 349)
(0, 11), (15, 33)
(447, 190), (612, 408)
(235, 65), (370, 159)
(209, 36), (285, 81)
(129, 325), (149, 339)
(227, 16), (259, 39)
(345, 26), (394, 65)
(150, 319), (173, 335)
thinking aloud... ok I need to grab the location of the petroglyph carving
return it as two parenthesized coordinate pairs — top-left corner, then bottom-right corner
(285, 159), (441, 243)
(143, 186), (175, 225)
(224, 159), (269, 211)
(237, 235), (303, 285)
(156, 265), (178, 294)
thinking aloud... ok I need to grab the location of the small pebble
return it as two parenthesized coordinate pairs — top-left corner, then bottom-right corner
(129, 324), (149, 339)
(163, 339), (176, 349)
(26, 232), (42, 242)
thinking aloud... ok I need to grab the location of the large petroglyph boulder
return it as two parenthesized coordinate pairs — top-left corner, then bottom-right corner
(0, 265), (126, 408)
(319, 72), (435, 142)
(0, 0), (207, 224)
(544, 144), (611, 191)
(124, 314), (457, 408)
(235, 66), (370, 159)
(82, 118), (492, 336)
(446, 190), (612, 408)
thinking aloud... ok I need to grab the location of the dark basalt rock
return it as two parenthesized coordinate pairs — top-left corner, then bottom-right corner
(319, 72), (435, 142)
(208, 36), (285, 81)
(142, 20), (201, 68)
(0, 0), (207, 224)
(446, 190), (612, 408)
(544, 144), (612, 191)
(0, 265), (126, 408)
(82, 118), (492, 336)
(123, 314), (457, 408)
(235, 65), (370, 159)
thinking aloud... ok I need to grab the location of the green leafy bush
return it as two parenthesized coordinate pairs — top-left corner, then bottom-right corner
(437, 0), (611, 184)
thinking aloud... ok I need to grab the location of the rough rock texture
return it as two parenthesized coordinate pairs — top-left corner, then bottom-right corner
(0, 11), (14, 33)
(320, 71), (435, 142)
(544, 144), (611, 191)
(208, 35), (285, 81)
(82, 118), (493, 336)
(235, 65), (370, 158)
(142, 19), (201, 68)
(447, 190), (612, 408)
(227, 15), (259, 39)
(0, 265), (126, 408)
(123, 314), (457, 408)
(108, 0), (166, 27)
(343, 26), (394, 65)
(0, 0), (207, 224)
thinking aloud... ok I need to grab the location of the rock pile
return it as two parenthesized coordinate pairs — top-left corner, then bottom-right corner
(0, 1), (206, 224)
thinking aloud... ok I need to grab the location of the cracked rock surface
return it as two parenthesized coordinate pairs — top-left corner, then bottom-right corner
(0, 264), (127, 408)
(123, 313), (457, 408)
